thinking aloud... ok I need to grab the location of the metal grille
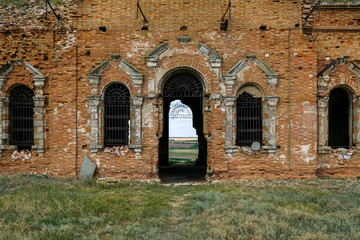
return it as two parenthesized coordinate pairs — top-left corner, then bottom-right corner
(236, 91), (262, 146)
(163, 73), (203, 97)
(9, 86), (34, 149)
(104, 83), (130, 146)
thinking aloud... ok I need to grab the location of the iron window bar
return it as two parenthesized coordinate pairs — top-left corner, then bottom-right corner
(104, 84), (130, 147)
(236, 91), (262, 146)
(9, 86), (34, 149)
(163, 73), (203, 98)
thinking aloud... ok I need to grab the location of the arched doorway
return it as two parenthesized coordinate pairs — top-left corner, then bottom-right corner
(328, 88), (352, 148)
(159, 71), (207, 182)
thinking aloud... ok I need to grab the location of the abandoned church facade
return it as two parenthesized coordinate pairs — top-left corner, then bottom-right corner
(0, 0), (360, 179)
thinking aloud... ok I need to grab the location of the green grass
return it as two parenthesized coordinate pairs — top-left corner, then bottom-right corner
(169, 149), (198, 155)
(2, 175), (360, 239)
(168, 158), (194, 164)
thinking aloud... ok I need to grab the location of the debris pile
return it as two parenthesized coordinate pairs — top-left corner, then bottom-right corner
(11, 149), (32, 161)
(104, 146), (129, 156)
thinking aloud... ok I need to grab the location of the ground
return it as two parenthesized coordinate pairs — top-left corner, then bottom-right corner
(1, 175), (360, 239)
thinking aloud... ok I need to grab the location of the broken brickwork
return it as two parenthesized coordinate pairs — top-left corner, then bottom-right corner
(0, 0), (360, 180)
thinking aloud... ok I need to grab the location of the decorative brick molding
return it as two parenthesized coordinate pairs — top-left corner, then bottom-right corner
(223, 60), (246, 88)
(119, 60), (144, 88)
(87, 91), (144, 154)
(88, 60), (110, 87)
(129, 95), (144, 154)
(87, 58), (145, 154)
(32, 96), (46, 156)
(264, 96), (279, 153)
(26, 63), (46, 156)
(317, 59), (360, 154)
(356, 96), (360, 149)
(0, 61), (14, 90)
(26, 62), (46, 88)
(0, 97), (5, 153)
(199, 43), (222, 70)
(222, 96), (236, 151)
(317, 60), (336, 93)
(0, 61), (46, 156)
(88, 95), (102, 153)
(145, 42), (169, 69)
(223, 92), (280, 155)
(317, 96), (331, 154)
(254, 58), (279, 87)
(349, 62), (360, 83)
(224, 55), (279, 89)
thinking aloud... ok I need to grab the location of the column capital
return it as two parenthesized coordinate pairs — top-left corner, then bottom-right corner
(317, 96), (329, 109)
(132, 95), (144, 107)
(265, 95), (279, 111)
(222, 96), (236, 107)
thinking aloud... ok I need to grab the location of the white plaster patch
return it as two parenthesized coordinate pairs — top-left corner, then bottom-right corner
(265, 53), (269, 58)
(143, 103), (154, 127)
(11, 150), (31, 162)
(293, 53), (298, 56)
(297, 144), (315, 163)
(326, 57), (330, 61)
(309, 74), (313, 78)
(214, 101), (221, 109)
(54, 108), (58, 115)
(318, 163), (330, 169)
(302, 101), (310, 106)
(205, 31), (217, 40)
(77, 127), (86, 133)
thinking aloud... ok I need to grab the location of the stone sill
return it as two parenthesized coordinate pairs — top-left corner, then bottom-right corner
(226, 145), (278, 155)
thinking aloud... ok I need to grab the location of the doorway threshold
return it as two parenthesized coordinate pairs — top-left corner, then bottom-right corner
(159, 164), (206, 184)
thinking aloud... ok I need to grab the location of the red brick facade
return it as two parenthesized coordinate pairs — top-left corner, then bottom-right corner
(0, 1), (360, 179)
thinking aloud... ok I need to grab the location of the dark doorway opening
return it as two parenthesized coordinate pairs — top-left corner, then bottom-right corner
(329, 88), (351, 149)
(159, 72), (207, 183)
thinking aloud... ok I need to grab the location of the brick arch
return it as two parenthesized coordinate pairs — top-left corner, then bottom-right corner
(6, 83), (34, 97)
(232, 67), (268, 96)
(100, 67), (133, 97)
(100, 80), (132, 100)
(159, 56), (216, 92)
(235, 82), (265, 99)
(157, 65), (211, 95)
(326, 80), (360, 97)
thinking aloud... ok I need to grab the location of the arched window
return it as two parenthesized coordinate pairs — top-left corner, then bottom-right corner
(104, 83), (130, 146)
(328, 88), (351, 148)
(9, 85), (34, 149)
(236, 91), (262, 146)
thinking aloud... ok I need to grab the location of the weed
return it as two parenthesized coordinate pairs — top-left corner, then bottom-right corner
(1, 175), (360, 239)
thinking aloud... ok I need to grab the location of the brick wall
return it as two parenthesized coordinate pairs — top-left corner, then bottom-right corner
(0, 0), (360, 179)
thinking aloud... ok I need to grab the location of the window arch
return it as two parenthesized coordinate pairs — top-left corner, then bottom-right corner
(104, 83), (130, 146)
(328, 87), (351, 148)
(236, 88), (262, 146)
(9, 85), (34, 149)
